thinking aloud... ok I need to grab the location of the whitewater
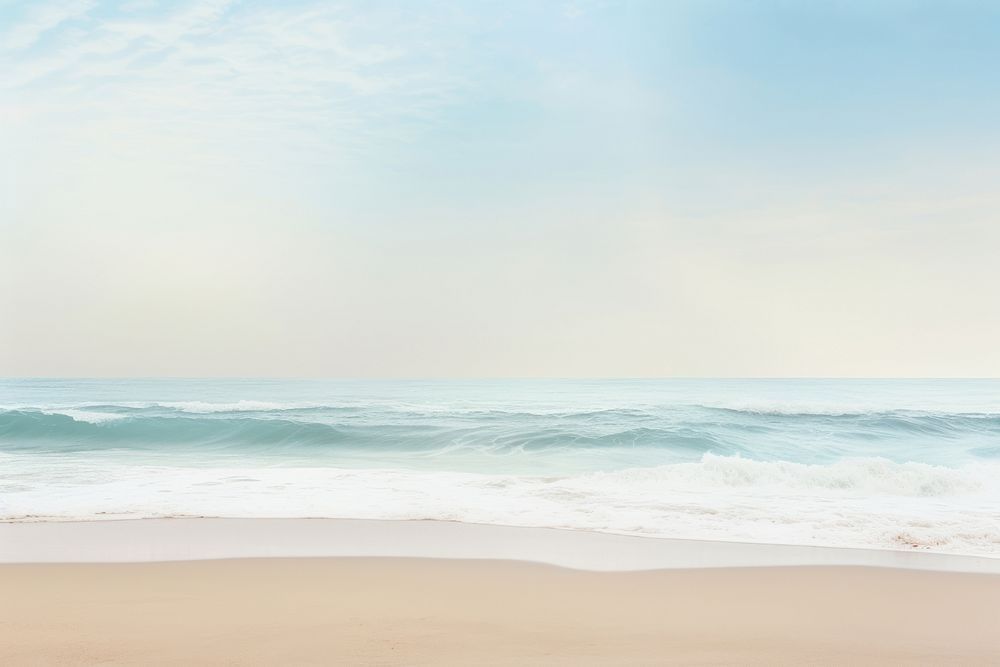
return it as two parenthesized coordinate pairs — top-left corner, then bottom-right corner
(1, 379), (998, 556)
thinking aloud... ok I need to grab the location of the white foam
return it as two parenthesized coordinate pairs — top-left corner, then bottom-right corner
(697, 399), (1000, 416)
(2, 454), (998, 557)
(155, 400), (300, 413)
(41, 409), (127, 424)
(584, 454), (989, 496)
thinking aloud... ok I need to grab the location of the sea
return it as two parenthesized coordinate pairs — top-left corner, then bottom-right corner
(1, 378), (998, 556)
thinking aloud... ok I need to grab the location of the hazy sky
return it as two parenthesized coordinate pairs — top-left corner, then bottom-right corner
(2, 0), (999, 377)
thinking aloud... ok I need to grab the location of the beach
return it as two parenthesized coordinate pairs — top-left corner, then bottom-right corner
(3, 380), (1000, 664)
(6, 0), (1000, 659)
(2, 519), (999, 665)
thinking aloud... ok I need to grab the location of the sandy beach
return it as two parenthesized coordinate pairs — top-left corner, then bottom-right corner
(3, 558), (1000, 666)
(1, 520), (999, 665)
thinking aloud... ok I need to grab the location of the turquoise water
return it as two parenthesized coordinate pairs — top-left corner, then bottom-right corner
(2, 379), (999, 554)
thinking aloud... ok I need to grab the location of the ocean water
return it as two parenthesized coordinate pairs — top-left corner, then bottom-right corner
(2, 379), (999, 556)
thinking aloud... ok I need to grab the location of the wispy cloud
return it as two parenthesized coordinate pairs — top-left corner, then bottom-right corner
(562, 0), (608, 20)
(2, 0), (469, 165)
(1, 0), (94, 51)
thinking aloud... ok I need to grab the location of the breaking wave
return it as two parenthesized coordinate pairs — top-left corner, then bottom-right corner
(3, 378), (1000, 556)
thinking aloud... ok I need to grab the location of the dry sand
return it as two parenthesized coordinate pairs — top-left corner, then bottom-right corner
(2, 558), (999, 666)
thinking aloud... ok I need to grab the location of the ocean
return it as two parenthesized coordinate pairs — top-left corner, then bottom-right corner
(1, 378), (998, 556)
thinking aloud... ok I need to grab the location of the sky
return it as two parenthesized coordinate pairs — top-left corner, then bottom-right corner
(2, 0), (999, 377)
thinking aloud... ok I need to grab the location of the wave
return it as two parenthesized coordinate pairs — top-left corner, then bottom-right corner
(3, 406), (999, 466)
(0, 409), (736, 459)
(39, 409), (128, 424)
(6, 380), (1000, 557)
(7, 397), (1000, 418)
(154, 400), (317, 413)
(2, 453), (998, 555)
(0, 401), (347, 415)
(0, 410), (351, 451)
(696, 401), (1000, 418)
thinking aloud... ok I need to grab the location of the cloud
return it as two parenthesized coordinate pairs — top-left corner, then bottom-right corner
(1, 0), (468, 165)
(1, 0), (94, 51)
(562, 0), (608, 20)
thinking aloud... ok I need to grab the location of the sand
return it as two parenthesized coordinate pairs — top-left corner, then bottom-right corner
(4, 518), (1000, 572)
(2, 520), (999, 665)
(1, 558), (998, 666)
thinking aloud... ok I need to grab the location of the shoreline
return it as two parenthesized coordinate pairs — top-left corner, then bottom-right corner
(2, 517), (999, 572)
(4, 518), (1000, 664)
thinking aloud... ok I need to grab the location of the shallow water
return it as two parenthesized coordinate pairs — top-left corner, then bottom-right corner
(2, 378), (998, 555)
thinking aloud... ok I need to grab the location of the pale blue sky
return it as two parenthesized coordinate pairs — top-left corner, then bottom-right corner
(2, 1), (999, 376)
